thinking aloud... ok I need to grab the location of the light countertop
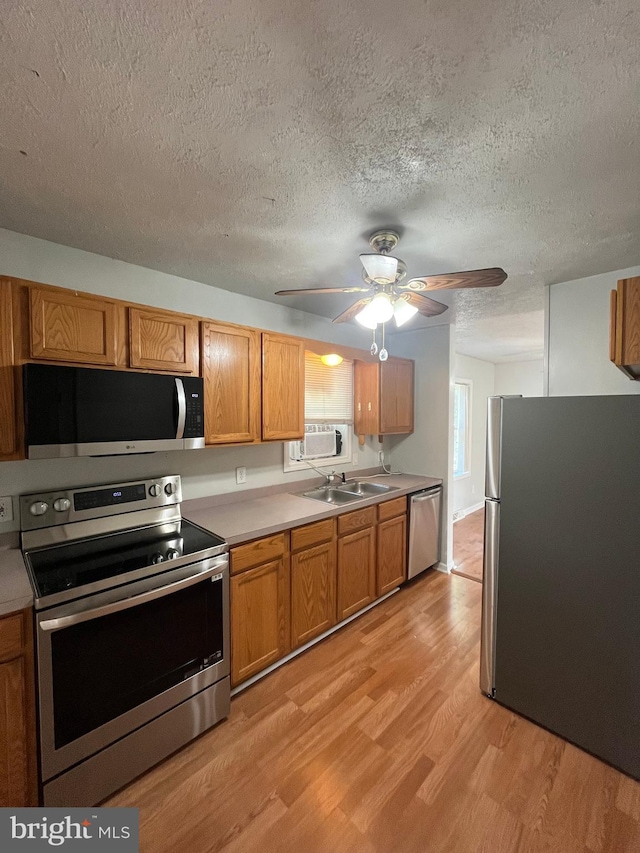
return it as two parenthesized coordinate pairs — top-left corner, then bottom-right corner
(183, 473), (442, 546)
(0, 533), (33, 617)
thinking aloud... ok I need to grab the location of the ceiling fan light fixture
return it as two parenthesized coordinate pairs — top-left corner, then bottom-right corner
(393, 296), (419, 327)
(368, 293), (394, 323)
(359, 253), (398, 284)
(355, 302), (378, 329)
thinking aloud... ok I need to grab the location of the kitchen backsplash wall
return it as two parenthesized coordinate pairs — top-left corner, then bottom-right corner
(0, 435), (381, 532)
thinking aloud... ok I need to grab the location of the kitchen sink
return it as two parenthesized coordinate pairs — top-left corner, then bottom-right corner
(301, 487), (364, 505)
(300, 480), (399, 504)
(336, 480), (399, 496)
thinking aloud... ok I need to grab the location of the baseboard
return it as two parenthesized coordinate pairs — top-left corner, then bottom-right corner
(453, 501), (484, 521)
(435, 561), (450, 574)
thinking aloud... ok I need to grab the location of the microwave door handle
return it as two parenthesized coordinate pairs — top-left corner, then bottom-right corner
(39, 557), (228, 632)
(175, 377), (186, 439)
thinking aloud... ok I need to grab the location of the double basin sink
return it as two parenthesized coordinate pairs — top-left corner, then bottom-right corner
(300, 480), (399, 506)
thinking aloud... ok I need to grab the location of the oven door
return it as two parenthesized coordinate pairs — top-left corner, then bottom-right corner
(36, 555), (229, 783)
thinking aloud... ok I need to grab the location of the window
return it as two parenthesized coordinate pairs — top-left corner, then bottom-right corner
(284, 352), (355, 472)
(303, 353), (353, 423)
(453, 381), (471, 478)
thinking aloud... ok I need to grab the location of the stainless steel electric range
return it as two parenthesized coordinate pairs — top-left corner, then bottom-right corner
(20, 475), (230, 807)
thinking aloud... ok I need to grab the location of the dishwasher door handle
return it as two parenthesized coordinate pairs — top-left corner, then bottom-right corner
(411, 492), (440, 503)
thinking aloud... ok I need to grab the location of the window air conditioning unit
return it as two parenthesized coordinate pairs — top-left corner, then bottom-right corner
(292, 424), (337, 460)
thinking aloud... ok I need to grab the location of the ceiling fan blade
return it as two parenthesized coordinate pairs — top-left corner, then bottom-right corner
(402, 292), (449, 317)
(401, 267), (507, 292)
(332, 298), (372, 324)
(275, 286), (372, 296)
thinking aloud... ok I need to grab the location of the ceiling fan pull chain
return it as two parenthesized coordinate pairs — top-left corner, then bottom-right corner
(379, 324), (388, 361)
(370, 328), (378, 356)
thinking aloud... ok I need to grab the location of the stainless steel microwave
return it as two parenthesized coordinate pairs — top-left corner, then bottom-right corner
(23, 363), (205, 459)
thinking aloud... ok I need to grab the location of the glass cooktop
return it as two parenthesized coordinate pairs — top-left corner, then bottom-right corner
(25, 519), (226, 599)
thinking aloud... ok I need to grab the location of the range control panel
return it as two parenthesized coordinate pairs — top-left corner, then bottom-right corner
(20, 475), (182, 531)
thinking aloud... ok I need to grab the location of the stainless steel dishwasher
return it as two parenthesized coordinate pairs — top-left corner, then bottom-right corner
(408, 486), (442, 579)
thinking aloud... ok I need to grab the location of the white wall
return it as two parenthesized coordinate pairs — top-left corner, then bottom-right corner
(0, 228), (382, 531)
(386, 324), (454, 570)
(452, 354), (495, 515)
(548, 265), (640, 396)
(494, 360), (544, 397)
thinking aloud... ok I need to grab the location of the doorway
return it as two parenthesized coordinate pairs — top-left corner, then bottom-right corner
(452, 507), (484, 583)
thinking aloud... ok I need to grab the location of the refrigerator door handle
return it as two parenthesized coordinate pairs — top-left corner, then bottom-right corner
(480, 499), (500, 697)
(485, 397), (503, 500)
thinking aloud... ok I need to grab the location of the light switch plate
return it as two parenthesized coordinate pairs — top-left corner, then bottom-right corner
(0, 496), (13, 523)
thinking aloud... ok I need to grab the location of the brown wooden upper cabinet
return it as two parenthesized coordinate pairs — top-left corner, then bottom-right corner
(201, 321), (261, 443)
(261, 333), (304, 441)
(129, 307), (199, 374)
(0, 280), (19, 459)
(29, 286), (118, 366)
(610, 276), (640, 380)
(354, 356), (414, 439)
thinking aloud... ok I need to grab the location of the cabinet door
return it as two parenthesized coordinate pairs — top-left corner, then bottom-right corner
(230, 558), (290, 686)
(30, 287), (117, 365)
(337, 526), (376, 621)
(262, 333), (304, 440)
(377, 514), (407, 596)
(129, 307), (199, 374)
(0, 611), (37, 807)
(380, 357), (414, 434)
(291, 541), (336, 649)
(611, 277), (640, 379)
(354, 360), (379, 437)
(202, 322), (260, 443)
(0, 280), (19, 459)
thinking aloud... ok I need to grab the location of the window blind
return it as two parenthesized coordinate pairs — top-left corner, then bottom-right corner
(304, 352), (354, 423)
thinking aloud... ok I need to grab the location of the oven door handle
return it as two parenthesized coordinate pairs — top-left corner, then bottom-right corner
(39, 558), (228, 632)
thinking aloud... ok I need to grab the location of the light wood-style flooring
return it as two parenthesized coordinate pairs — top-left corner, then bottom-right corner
(453, 507), (485, 582)
(105, 571), (640, 852)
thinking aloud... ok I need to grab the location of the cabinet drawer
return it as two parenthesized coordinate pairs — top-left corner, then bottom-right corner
(290, 518), (335, 552)
(377, 496), (407, 522)
(337, 506), (376, 536)
(231, 533), (287, 575)
(0, 613), (24, 663)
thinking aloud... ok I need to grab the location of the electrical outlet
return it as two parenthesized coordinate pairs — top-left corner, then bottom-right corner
(0, 496), (13, 523)
(472, 485), (476, 495)
(235, 466), (247, 485)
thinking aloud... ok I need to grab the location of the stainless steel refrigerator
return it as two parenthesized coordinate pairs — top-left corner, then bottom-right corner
(480, 395), (640, 780)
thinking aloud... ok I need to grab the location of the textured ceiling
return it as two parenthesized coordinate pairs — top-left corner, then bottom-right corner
(1, 0), (639, 362)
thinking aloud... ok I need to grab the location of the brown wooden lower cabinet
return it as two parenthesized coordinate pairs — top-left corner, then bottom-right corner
(337, 526), (376, 621)
(0, 609), (38, 807)
(291, 541), (337, 649)
(230, 557), (290, 687)
(377, 514), (407, 596)
(230, 497), (410, 687)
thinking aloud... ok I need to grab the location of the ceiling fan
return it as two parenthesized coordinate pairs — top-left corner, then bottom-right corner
(275, 230), (507, 359)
